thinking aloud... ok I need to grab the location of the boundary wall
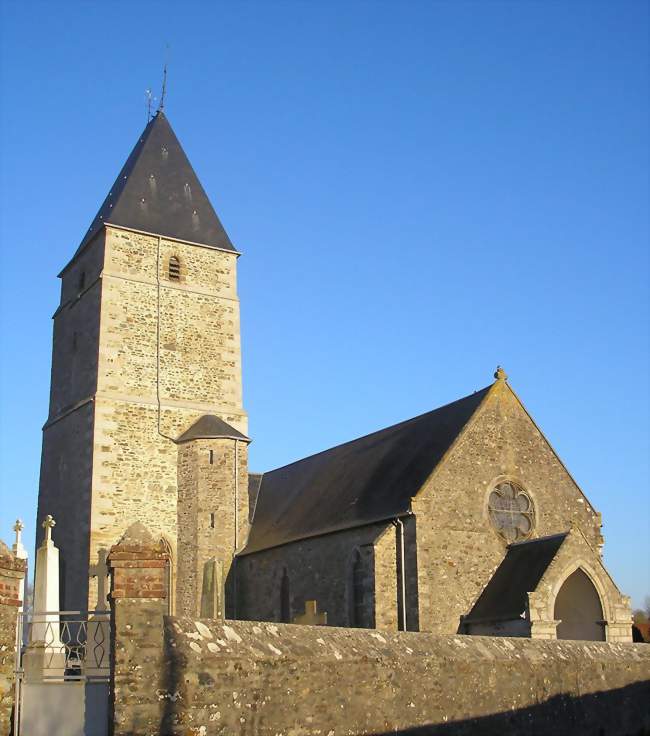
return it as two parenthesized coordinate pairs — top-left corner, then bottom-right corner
(113, 614), (650, 736)
(108, 522), (650, 736)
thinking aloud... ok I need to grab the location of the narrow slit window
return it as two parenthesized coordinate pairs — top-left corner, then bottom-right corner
(78, 271), (86, 291)
(168, 255), (181, 281)
(209, 449), (214, 464)
(210, 513), (215, 529)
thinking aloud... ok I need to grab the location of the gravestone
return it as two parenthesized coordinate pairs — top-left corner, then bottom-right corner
(293, 600), (327, 626)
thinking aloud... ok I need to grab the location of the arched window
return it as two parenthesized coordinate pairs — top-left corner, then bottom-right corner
(554, 568), (605, 641)
(351, 550), (367, 628)
(280, 568), (291, 623)
(168, 255), (181, 282)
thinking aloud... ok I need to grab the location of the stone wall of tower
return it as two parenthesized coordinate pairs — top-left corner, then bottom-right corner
(86, 226), (247, 608)
(39, 224), (247, 610)
(37, 234), (105, 609)
(176, 438), (249, 617)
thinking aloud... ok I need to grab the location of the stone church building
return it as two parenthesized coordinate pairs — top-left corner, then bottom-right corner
(37, 111), (632, 643)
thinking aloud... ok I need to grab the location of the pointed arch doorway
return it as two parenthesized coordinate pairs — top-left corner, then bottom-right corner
(554, 568), (605, 641)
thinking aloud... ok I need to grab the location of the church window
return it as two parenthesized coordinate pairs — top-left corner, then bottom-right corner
(168, 255), (181, 281)
(280, 568), (291, 623)
(210, 513), (215, 529)
(78, 271), (86, 291)
(160, 537), (174, 615)
(351, 550), (367, 628)
(488, 481), (535, 543)
(209, 449), (214, 464)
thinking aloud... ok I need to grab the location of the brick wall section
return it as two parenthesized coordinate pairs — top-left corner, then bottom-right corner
(0, 541), (26, 735)
(112, 615), (650, 736)
(413, 379), (611, 635)
(107, 523), (169, 736)
(177, 438), (249, 617)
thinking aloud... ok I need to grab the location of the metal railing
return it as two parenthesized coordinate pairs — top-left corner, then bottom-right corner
(15, 610), (111, 681)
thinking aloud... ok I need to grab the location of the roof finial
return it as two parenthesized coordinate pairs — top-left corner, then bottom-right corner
(494, 365), (508, 382)
(159, 44), (170, 112)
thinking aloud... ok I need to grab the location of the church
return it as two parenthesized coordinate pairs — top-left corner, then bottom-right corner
(36, 110), (632, 643)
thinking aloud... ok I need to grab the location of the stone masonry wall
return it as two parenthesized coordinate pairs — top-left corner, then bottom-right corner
(37, 401), (94, 610)
(0, 541), (26, 736)
(413, 379), (609, 635)
(114, 615), (650, 736)
(108, 523), (169, 736)
(177, 438), (249, 617)
(38, 234), (104, 608)
(237, 522), (398, 629)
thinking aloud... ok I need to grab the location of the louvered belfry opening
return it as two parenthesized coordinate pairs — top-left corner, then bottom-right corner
(168, 255), (181, 281)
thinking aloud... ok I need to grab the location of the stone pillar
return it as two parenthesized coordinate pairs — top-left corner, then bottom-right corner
(30, 516), (61, 645)
(108, 522), (169, 736)
(23, 515), (67, 681)
(527, 591), (559, 640)
(0, 539), (27, 734)
(607, 597), (633, 643)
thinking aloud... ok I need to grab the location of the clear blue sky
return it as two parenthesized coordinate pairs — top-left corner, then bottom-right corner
(0, 1), (648, 608)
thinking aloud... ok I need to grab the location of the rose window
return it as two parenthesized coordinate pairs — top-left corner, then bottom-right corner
(488, 481), (535, 543)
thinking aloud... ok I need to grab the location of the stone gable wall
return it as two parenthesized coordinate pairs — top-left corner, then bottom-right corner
(113, 614), (650, 736)
(413, 380), (607, 634)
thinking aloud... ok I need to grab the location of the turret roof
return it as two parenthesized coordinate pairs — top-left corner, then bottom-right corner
(177, 415), (250, 443)
(75, 111), (235, 257)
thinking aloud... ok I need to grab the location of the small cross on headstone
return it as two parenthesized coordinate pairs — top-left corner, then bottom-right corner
(292, 600), (327, 626)
(13, 519), (24, 546)
(42, 515), (56, 544)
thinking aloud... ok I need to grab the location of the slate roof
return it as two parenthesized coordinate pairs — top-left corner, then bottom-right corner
(241, 386), (491, 555)
(463, 533), (569, 623)
(177, 415), (249, 444)
(75, 111), (235, 258)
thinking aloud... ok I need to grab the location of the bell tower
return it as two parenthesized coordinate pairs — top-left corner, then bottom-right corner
(37, 111), (248, 610)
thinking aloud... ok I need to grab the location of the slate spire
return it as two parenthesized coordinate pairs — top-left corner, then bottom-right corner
(76, 111), (235, 255)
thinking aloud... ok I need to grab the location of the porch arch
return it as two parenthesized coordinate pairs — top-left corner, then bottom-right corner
(553, 567), (605, 641)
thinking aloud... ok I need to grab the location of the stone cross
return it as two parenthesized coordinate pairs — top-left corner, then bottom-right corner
(13, 519), (27, 557)
(292, 600), (327, 626)
(13, 518), (24, 543)
(89, 548), (110, 611)
(42, 515), (56, 544)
